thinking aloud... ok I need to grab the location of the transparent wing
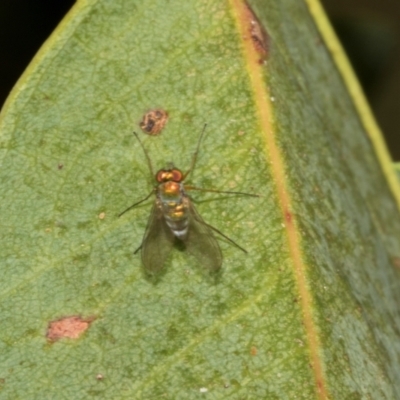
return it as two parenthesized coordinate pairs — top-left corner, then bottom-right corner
(185, 201), (223, 272)
(141, 202), (175, 274)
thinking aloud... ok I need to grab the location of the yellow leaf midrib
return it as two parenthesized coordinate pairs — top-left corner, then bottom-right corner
(229, 1), (329, 398)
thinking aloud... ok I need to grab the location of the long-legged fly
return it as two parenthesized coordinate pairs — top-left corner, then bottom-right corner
(119, 125), (258, 274)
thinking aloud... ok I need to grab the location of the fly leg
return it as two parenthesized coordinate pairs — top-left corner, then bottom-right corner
(185, 186), (259, 197)
(183, 124), (207, 180)
(118, 189), (154, 217)
(133, 244), (142, 254)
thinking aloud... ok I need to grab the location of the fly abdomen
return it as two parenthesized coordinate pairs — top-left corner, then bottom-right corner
(158, 181), (191, 240)
(165, 215), (189, 240)
(163, 199), (190, 240)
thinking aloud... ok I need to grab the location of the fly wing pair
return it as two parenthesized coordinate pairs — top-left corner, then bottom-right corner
(140, 201), (222, 274)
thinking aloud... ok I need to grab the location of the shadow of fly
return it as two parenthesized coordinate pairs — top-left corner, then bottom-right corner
(119, 125), (258, 275)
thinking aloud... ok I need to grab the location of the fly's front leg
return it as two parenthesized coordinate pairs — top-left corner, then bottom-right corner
(118, 189), (155, 217)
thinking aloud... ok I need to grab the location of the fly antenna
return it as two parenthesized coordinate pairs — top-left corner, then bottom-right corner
(133, 131), (154, 178)
(183, 124), (207, 179)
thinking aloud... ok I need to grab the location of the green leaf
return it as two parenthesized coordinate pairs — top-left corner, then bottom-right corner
(395, 163), (400, 182)
(1, 0), (400, 398)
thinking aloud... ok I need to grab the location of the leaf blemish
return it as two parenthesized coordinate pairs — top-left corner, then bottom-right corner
(46, 315), (95, 342)
(139, 109), (168, 135)
(243, 1), (270, 63)
(392, 257), (400, 269)
(285, 210), (292, 224)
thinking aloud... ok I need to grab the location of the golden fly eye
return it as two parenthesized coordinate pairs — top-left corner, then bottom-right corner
(156, 170), (167, 183)
(171, 169), (183, 182)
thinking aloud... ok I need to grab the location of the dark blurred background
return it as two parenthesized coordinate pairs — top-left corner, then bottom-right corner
(0, 0), (399, 160)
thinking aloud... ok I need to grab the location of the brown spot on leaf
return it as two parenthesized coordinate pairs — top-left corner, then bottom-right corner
(96, 373), (105, 381)
(58, 163), (64, 170)
(392, 257), (400, 269)
(98, 212), (106, 220)
(243, 1), (269, 62)
(285, 210), (292, 224)
(140, 109), (168, 135)
(46, 315), (95, 342)
(250, 346), (258, 356)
